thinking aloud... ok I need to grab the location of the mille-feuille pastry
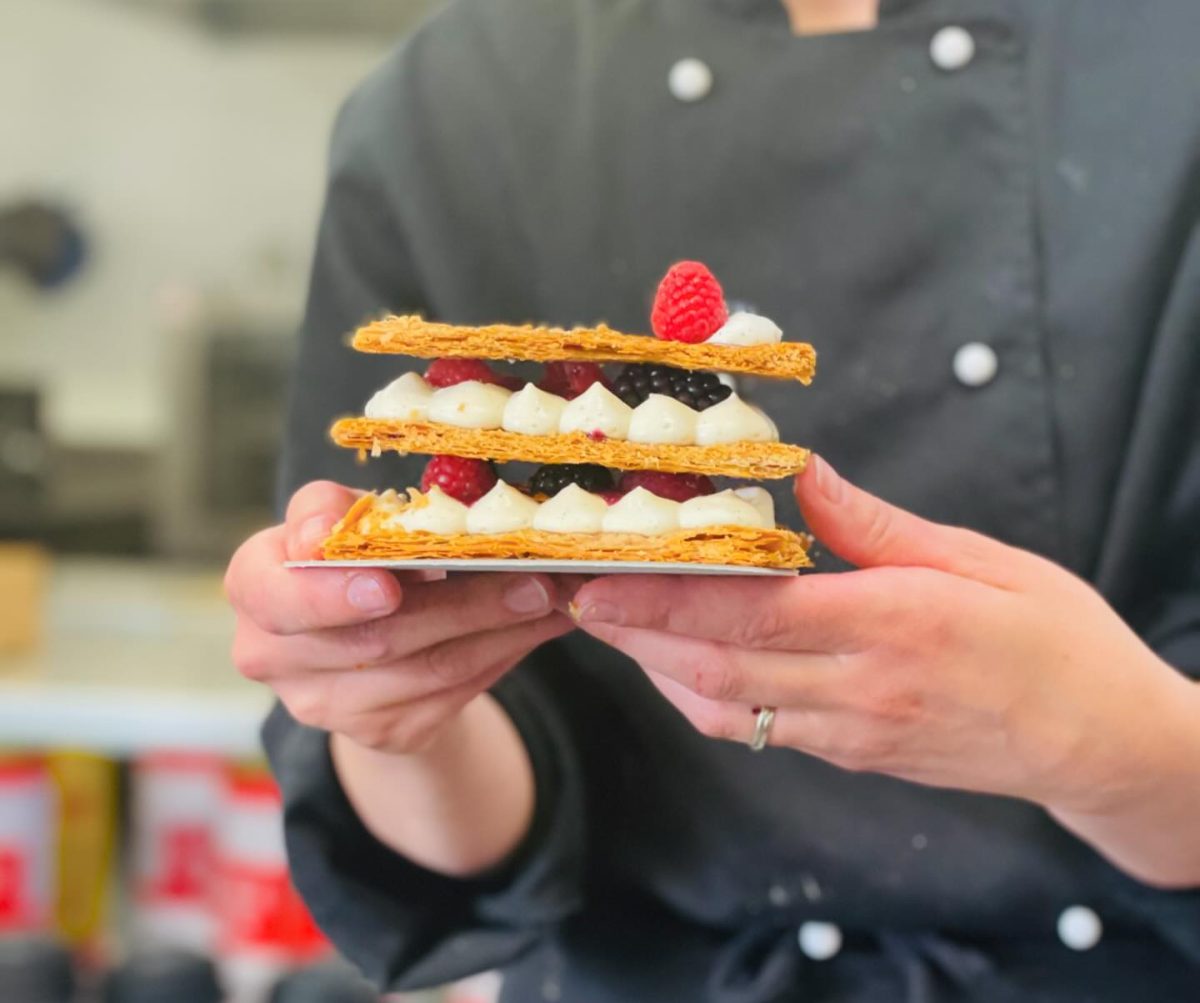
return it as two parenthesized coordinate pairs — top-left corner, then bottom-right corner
(320, 261), (816, 570)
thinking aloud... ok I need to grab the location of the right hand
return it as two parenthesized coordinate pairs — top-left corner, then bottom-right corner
(226, 481), (573, 755)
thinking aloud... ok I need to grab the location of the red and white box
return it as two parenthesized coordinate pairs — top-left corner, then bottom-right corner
(0, 756), (57, 933)
(214, 767), (327, 1003)
(130, 752), (223, 952)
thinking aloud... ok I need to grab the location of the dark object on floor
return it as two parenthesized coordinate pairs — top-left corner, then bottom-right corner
(269, 962), (378, 1003)
(0, 935), (76, 1003)
(102, 948), (222, 1003)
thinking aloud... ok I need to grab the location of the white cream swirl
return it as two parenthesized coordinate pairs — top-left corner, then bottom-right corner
(558, 384), (632, 440)
(392, 486), (468, 534)
(695, 393), (778, 445)
(732, 486), (776, 526)
(708, 312), (783, 346)
(627, 394), (698, 445)
(466, 481), (541, 534)
(532, 483), (608, 533)
(601, 487), (681, 535)
(364, 372), (433, 421)
(427, 381), (512, 429)
(679, 489), (770, 530)
(501, 384), (567, 436)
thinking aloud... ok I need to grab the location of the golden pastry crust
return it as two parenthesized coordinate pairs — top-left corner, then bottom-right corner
(331, 418), (811, 480)
(322, 492), (812, 569)
(352, 315), (817, 384)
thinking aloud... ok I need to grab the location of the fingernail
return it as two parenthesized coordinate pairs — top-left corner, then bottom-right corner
(347, 575), (392, 614)
(576, 600), (624, 625)
(299, 514), (336, 553)
(504, 577), (551, 615)
(812, 455), (845, 504)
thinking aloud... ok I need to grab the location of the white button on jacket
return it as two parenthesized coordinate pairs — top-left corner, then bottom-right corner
(668, 58), (713, 102)
(952, 342), (999, 387)
(930, 26), (976, 71)
(1058, 906), (1104, 951)
(798, 922), (843, 961)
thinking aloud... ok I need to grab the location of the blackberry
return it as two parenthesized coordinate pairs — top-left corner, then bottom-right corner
(529, 463), (615, 497)
(611, 363), (733, 411)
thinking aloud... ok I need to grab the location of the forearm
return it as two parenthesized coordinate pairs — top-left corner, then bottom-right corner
(1049, 672), (1200, 890)
(331, 693), (535, 877)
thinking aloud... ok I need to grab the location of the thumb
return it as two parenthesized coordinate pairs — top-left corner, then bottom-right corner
(794, 455), (1012, 582)
(284, 480), (364, 561)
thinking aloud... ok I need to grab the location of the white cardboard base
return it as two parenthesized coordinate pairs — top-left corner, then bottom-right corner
(285, 559), (796, 577)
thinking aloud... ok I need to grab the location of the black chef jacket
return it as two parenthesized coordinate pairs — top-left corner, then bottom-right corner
(264, 1), (1200, 1000)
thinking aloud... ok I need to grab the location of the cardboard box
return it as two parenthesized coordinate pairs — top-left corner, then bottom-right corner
(0, 543), (48, 654)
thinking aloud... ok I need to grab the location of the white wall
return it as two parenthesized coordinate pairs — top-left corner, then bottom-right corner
(0, 0), (393, 446)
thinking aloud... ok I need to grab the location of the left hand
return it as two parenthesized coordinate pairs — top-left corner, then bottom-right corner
(572, 456), (1200, 828)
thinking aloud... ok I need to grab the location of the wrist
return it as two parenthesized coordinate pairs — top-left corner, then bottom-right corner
(1109, 668), (1200, 813)
(1047, 668), (1200, 889)
(333, 699), (468, 762)
(1047, 658), (1197, 817)
(330, 694), (536, 876)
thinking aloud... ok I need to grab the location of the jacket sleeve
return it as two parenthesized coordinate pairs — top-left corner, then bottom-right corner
(1103, 222), (1200, 960)
(266, 53), (586, 991)
(264, 659), (586, 991)
(1113, 579), (1200, 967)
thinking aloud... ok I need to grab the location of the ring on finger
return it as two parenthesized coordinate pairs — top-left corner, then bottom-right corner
(749, 706), (777, 752)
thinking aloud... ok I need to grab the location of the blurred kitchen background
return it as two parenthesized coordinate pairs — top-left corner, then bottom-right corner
(0, 1), (494, 1000)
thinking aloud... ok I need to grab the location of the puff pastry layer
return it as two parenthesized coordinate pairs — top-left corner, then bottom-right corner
(352, 315), (817, 384)
(332, 419), (811, 480)
(322, 492), (812, 569)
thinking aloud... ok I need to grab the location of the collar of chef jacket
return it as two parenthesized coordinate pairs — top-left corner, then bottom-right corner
(712, 0), (960, 24)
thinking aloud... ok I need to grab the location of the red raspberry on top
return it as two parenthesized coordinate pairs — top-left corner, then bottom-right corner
(425, 358), (520, 390)
(651, 261), (728, 343)
(537, 361), (610, 400)
(618, 470), (715, 503)
(420, 455), (497, 505)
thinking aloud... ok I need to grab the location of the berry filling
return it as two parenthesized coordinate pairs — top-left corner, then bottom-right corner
(612, 363), (733, 411)
(529, 463), (616, 497)
(419, 455), (498, 505)
(618, 470), (716, 503)
(538, 361), (610, 400)
(651, 261), (728, 343)
(425, 358), (521, 390)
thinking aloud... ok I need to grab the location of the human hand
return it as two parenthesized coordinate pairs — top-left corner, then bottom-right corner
(226, 481), (572, 755)
(571, 458), (1200, 824)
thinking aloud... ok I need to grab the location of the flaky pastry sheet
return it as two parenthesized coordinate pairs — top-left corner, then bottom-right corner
(322, 492), (812, 570)
(331, 419), (810, 480)
(352, 315), (816, 384)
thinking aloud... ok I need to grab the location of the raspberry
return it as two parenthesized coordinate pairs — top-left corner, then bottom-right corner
(618, 470), (715, 503)
(612, 363), (733, 411)
(420, 455), (497, 504)
(598, 490), (626, 505)
(529, 464), (615, 497)
(425, 358), (520, 390)
(538, 361), (609, 400)
(650, 261), (728, 343)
